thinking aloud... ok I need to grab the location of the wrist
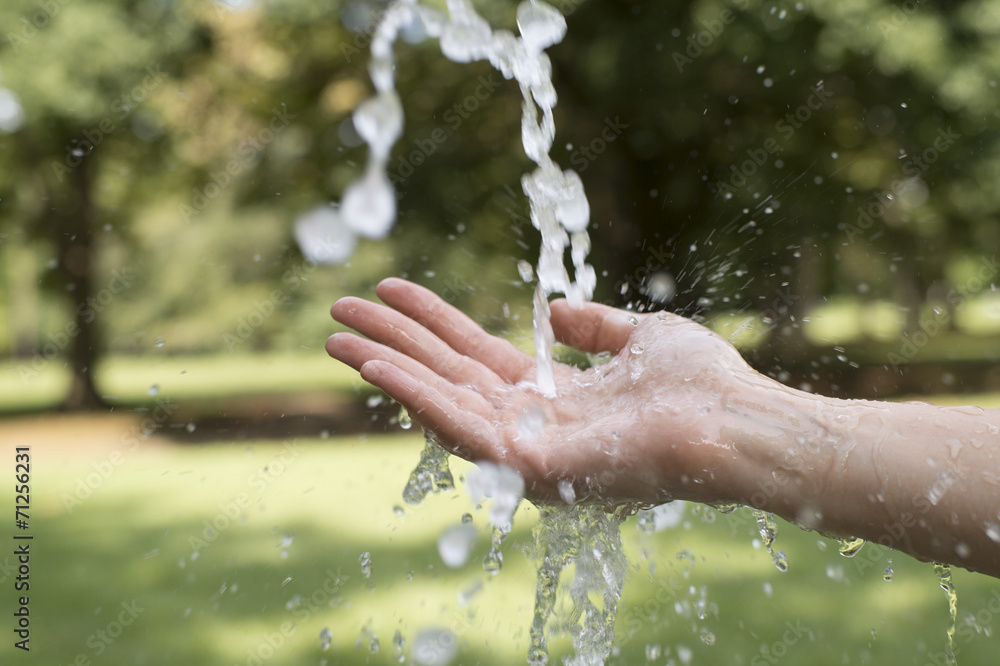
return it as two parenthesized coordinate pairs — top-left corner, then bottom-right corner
(717, 373), (855, 525)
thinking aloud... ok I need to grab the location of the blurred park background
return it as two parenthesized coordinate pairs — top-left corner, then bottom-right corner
(1, 0), (1000, 664)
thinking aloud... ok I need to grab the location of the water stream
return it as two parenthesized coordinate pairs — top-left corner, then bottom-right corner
(328, 1), (964, 663)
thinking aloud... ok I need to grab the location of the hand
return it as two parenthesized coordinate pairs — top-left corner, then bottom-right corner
(326, 278), (759, 506)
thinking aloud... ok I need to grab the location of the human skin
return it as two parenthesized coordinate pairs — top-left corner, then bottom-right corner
(326, 278), (1000, 578)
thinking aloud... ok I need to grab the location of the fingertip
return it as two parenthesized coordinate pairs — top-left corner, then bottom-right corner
(330, 296), (360, 322)
(375, 277), (407, 300)
(359, 358), (394, 384)
(325, 331), (352, 359)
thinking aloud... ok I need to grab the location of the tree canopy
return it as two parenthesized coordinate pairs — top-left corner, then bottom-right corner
(1, 0), (998, 407)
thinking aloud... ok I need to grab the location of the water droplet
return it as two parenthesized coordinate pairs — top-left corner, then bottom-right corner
(645, 272), (676, 303)
(393, 505), (404, 516)
(359, 551), (372, 578)
(557, 479), (576, 504)
(412, 629), (457, 665)
(461, 512), (473, 524)
(154, 337), (165, 348)
(629, 343), (644, 355)
(398, 405), (413, 430)
(645, 644), (662, 660)
(148, 384), (159, 396)
(516, 0), (567, 53)
(883, 565), (894, 582)
(294, 205), (356, 264)
(627, 316), (638, 326)
(319, 627), (332, 650)
(838, 537), (865, 558)
(438, 524), (477, 568)
(341, 166), (396, 240)
(353, 91), (404, 161)
(186, 422), (196, 433)
(440, 8), (493, 63)
(369, 636), (380, 654)
(753, 510), (788, 571)
(700, 628), (716, 645)
(985, 522), (1000, 543)
(516, 403), (546, 441)
(517, 259), (534, 282)
(466, 461), (524, 529)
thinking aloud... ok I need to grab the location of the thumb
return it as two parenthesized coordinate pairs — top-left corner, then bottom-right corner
(549, 299), (642, 354)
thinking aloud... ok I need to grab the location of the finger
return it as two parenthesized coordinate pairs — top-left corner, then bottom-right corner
(549, 299), (643, 354)
(326, 332), (494, 414)
(375, 278), (536, 384)
(331, 296), (505, 389)
(360, 360), (503, 462)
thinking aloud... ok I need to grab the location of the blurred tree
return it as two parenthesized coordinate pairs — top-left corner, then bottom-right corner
(1, 0), (998, 410)
(0, 0), (206, 408)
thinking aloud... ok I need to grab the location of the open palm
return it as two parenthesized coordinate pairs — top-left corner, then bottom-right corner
(327, 278), (755, 506)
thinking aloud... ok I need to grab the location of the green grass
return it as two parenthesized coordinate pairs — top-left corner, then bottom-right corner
(2, 426), (998, 666)
(0, 350), (374, 412)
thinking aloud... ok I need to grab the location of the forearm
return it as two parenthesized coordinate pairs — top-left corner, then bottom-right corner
(721, 376), (1000, 577)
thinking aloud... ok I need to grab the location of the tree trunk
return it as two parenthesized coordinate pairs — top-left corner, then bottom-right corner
(55, 160), (105, 411)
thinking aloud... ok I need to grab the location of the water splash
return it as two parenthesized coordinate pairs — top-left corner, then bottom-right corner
(359, 550), (372, 578)
(483, 524), (511, 575)
(752, 509), (788, 572)
(837, 536), (866, 558)
(437, 524), (477, 568)
(527, 505), (628, 666)
(934, 562), (958, 666)
(402, 435), (455, 505)
(328, 0), (593, 395)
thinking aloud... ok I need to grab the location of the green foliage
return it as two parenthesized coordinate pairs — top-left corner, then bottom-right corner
(0, 0), (999, 381)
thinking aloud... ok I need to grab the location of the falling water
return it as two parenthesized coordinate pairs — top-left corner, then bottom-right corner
(752, 509), (789, 572)
(934, 562), (959, 666)
(335, 0), (594, 395)
(326, 1), (962, 664)
(335, 1), (617, 661)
